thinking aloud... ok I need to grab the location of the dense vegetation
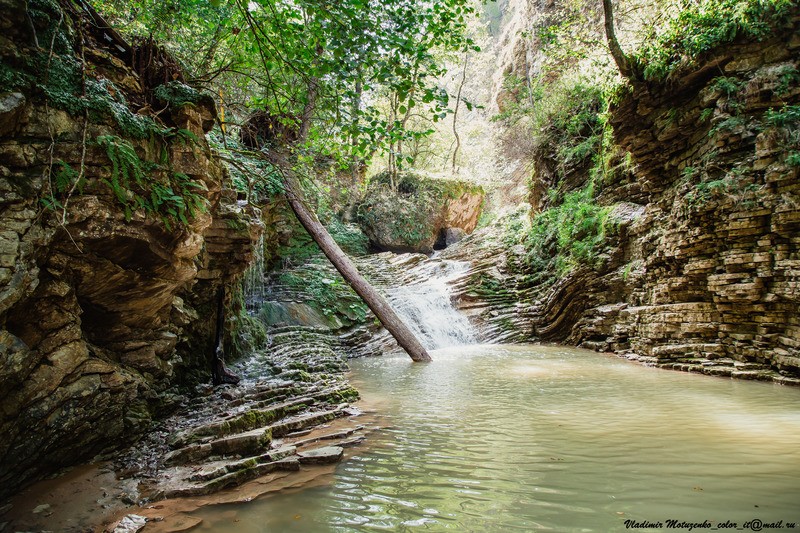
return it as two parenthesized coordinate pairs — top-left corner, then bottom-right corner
(493, 0), (797, 277)
(11, 0), (797, 312)
(93, 0), (478, 183)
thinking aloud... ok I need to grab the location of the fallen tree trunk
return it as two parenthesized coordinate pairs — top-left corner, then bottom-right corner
(277, 165), (432, 363)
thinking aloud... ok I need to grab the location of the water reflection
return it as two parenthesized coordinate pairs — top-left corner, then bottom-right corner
(194, 345), (800, 532)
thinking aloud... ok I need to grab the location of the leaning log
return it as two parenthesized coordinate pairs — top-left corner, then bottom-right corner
(279, 168), (433, 363)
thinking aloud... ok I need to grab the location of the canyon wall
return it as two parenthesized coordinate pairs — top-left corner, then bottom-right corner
(0, 0), (262, 498)
(451, 10), (800, 383)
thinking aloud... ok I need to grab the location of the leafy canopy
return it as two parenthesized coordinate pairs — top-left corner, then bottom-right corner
(96, 0), (478, 173)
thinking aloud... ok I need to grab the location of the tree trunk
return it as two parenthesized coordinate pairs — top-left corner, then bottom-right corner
(451, 53), (468, 174)
(276, 163), (433, 363)
(273, 52), (430, 362)
(602, 0), (635, 80)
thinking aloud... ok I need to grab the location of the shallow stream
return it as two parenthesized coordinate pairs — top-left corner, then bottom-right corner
(191, 344), (800, 532)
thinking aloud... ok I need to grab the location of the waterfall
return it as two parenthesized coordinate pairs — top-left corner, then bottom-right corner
(242, 233), (266, 313)
(384, 257), (476, 350)
(239, 240), (476, 354)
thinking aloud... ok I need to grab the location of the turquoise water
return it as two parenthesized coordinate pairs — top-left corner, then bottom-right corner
(194, 344), (800, 532)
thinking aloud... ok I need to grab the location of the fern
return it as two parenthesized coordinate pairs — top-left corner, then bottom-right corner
(41, 161), (83, 213)
(96, 135), (147, 205)
(95, 135), (208, 228)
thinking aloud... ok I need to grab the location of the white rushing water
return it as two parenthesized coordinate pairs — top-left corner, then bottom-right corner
(383, 257), (475, 350)
(242, 232), (266, 313)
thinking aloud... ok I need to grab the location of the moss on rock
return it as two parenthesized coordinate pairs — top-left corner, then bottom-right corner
(356, 171), (484, 253)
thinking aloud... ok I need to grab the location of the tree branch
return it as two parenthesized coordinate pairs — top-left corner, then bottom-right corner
(602, 0), (636, 80)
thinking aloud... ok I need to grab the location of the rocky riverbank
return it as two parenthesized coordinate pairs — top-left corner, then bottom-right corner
(2, 324), (378, 532)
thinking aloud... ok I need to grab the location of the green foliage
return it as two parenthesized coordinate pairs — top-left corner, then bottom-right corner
(96, 135), (208, 228)
(28, 0), (74, 55)
(636, 0), (796, 80)
(275, 229), (319, 265)
(275, 263), (369, 326)
(711, 76), (746, 96)
(709, 76), (748, 115)
(765, 105), (800, 127)
(96, 0), (477, 185)
(357, 172), (482, 248)
(0, 62), (29, 90)
(710, 115), (747, 135)
(233, 305), (269, 356)
(88, 79), (166, 139)
(208, 133), (284, 201)
(40, 161), (86, 212)
(358, 189), (440, 247)
(523, 184), (612, 274)
(153, 81), (202, 107)
(501, 205), (531, 248)
(775, 64), (800, 96)
(7, 1), (166, 139)
(6, 7), (191, 148)
(699, 108), (715, 122)
(501, 74), (609, 184)
(492, 69), (622, 274)
(326, 217), (370, 257)
(693, 177), (734, 200)
(96, 135), (147, 205)
(764, 104), (800, 166)
(685, 166), (761, 206)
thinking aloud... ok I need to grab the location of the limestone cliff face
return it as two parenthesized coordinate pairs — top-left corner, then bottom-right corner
(598, 19), (800, 376)
(0, 0), (262, 498)
(451, 14), (800, 383)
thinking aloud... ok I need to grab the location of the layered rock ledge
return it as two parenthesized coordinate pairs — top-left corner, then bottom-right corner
(438, 13), (800, 384)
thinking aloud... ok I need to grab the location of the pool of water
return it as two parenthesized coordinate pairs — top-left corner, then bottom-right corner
(193, 344), (800, 532)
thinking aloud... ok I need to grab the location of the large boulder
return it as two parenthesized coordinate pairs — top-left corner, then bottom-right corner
(356, 172), (484, 254)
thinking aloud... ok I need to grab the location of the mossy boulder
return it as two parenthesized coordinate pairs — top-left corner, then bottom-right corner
(356, 172), (484, 253)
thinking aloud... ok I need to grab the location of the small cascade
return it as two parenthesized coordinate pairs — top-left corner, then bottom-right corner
(384, 257), (476, 350)
(239, 242), (477, 355)
(242, 233), (266, 313)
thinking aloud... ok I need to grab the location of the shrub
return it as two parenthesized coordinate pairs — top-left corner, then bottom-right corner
(524, 184), (612, 274)
(636, 0), (795, 80)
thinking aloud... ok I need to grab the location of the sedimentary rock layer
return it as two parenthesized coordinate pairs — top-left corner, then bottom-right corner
(0, 0), (261, 498)
(449, 14), (800, 383)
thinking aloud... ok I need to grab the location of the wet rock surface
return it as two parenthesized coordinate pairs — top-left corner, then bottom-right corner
(0, 319), (377, 532)
(0, 0), (263, 498)
(111, 326), (368, 503)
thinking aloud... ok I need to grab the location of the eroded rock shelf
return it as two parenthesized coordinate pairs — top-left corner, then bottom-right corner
(116, 326), (367, 503)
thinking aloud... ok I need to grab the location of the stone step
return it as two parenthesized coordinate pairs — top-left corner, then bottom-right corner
(162, 457), (301, 499)
(270, 406), (347, 438)
(165, 427), (273, 466)
(187, 445), (298, 482)
(297, 446), (344, 465)
(290, 426), (364, 448)
(171, 385), (355, 447)
(731, 369), (775, 381)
